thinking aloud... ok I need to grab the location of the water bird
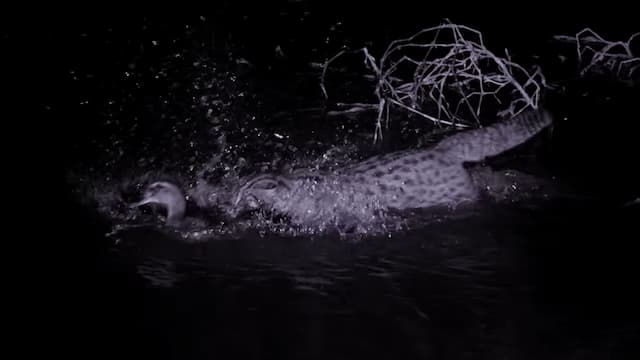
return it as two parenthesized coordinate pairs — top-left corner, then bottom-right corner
(131, 181), (194, 227)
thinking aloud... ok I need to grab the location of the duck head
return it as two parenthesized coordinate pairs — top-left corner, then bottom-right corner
(131, 181), (186, 226)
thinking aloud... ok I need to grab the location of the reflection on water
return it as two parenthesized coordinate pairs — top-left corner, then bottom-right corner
(94, 199), (639, 359)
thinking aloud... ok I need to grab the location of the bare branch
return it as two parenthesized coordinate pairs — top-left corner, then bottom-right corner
(554, 28), (639, 83)
(322, 20), (547, 142)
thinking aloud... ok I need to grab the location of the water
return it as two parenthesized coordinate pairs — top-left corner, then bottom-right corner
(85, 198), (638, 359)
(52, 11), (640, 360)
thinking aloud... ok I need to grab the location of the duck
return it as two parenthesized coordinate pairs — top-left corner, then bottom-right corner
(130, 181), (189, 227)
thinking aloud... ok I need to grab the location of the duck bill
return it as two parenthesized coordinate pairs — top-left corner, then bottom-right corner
(130, 197), (155, 208)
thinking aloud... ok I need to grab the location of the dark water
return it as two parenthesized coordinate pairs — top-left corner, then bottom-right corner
(33, 8), (640, 360)
(79, 198), (639, 360)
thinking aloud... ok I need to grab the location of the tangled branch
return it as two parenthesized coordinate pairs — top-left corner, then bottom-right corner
(321, 20), (547, 142)
(554, 28), (639, 83)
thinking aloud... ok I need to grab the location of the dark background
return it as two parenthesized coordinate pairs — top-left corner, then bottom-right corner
(4, 3), (639, 359)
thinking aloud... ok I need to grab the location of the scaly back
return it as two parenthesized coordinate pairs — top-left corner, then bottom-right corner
(433, 108), (553, 162)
